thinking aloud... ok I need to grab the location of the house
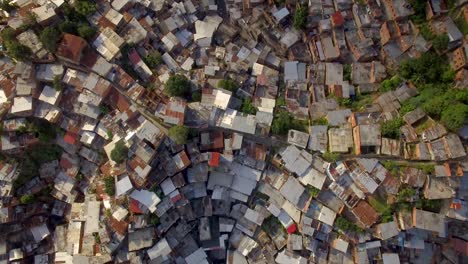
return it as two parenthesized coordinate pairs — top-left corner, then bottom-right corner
(328, 127), (353, 153)
(284, 61), (307, 82)
(450, 44), (468, 71)
(308, 126), (328, 153)
(16, 30), (48, 59)
(56, 34), (88, 64)
(38, 85), (61, 106)
(32, 3), (58, 25)
(403, 108), (426, 126)
(383, 0), (415, 21)
(424, 176), (454, 200)
(92, 27), (125, 61)
(201, 88), (232, 110)
(164, 98), (186, 126)
(353, 124), (381, 155)
(10, 96), (32, 116)
(426, 0), (448, 20)
(36, 64), (65, 82)
(411, 208), (446, 237)
(200, 131), (224, 151)
(128, 227), (155, 251)
(351, 200), (379, 228)
(376, 221), (400, 240)
(288, 130), (309, 149)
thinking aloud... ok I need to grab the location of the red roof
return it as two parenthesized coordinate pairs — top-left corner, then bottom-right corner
(64, 132), (77, 145)
(331, 11), (345, 26)
(129, 199), (143, 214)
(451, 238), (468, 256)
(208, 152), (220, 167)
(286, 224), (297, 234)
(128, 49), (142, 65)
(56, 33), (88, 63)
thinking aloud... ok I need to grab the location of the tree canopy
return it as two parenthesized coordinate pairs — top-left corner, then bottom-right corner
(1, 27), (32, 61)
(104, 176), (115, 196)
(110, 140), (128, 164)
(165, 74), (191, 97)
(293, 5), (308, 30)
(75, 0), (97, 17)
(39, 27), (62, 52)
(241, 98), (257, 115)
(168, 125), (189, 145)
(432, 35), (449, 51)
(143, 50), (162, 69)
(20, 194), (35, 204)
(217, 79), (238, 92)
(53, 75), (64, 91)
(381, 117), (404, 139)
(272, 111), (292, 135)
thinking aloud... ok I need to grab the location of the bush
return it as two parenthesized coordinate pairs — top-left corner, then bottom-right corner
(272, 111), (292, 135)
(168, 125), (189, 145)
(217, 79), (238, 92)
(419, 23), (435, 40)
(110, 140), (128, 163)
(104, 176), (115, 196)
(322, 151), (341, 162)
(75, 0), (97, 17)
(165, 74), (191, 97)
(53, 75), (63, 91)
(398, 52), (451, 85)
(241, 98), (257, 115)
(335, 217), (363, 233)
(432, 35), (449, 51)
(77, 24), (96, 40)
(307, 186), (321, 198)
(409, 0), (427, 24)
(441, 103), (468, 131)
(4, 41), (32, 61)
(379, 76), (402, 92)
(59, 20), (78, 35)
(381, 117), (404, 139)
(39, 27), (62, 52)
(397, 187), (416, 202)
(343, 64), (352, 82)
(276, 97), (286, 107)
(311, 117), (328, 126)
(293, 5), (308, 30)
(20, 194), (35, 204)
(191, 91), (201, 102)
(143, 50), (162, 69)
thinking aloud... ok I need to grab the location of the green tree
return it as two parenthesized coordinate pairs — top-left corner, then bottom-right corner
(4, 41), (32, 61)
(217, 79), (238, 92)
(381, 117), (404, 139)
(59, 20), (78, 35)
(75, 0), (97, 17)
(104, 176), (115, 196)
(272, 111), (292, 135)
(0, 27), (15, 41)
(110, 140), (128, 163)
(168, 125), (189, 145)
(20, 194), (35, 204)
(311, 117), (328, 126)
(419, 23), (435, 40)
(441, 104), (468, 131)
(432, 35), (449, 51)
(143, 50), (162, 69)
(241, 98), (257, 115)
(322, 151), (341, 162)
(77, 24), (96, 40)
(39, 27), (62, 52)
(52, 75), (63, 91)
(276, 97), (286, 107)
(343, 64), (352, 82)
(165, 74), (191, 97)
(191, 91), (202, 102)
(293, 4), (308, 30)
(379, 76), (402, 92)
(409, 0), (427, 24)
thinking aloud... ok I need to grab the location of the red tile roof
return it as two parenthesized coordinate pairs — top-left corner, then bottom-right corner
(208, 152), (220, 167)
(352, 201), (379, 228)
(129, 199), (143, 214)
(331, 11), (345, 26)
(56, 33), (88, 63)
(287, 224), (297, 234)
(64, 132), (78, 145)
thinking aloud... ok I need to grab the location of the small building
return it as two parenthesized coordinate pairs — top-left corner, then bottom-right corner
(308, 125), (328, 153)
(56, 34), (88, 64)
(128, 227), (155, 251)
(38, 85), (61, 106)
(328, 127), (353, 153)
(353, 124), (381, 155)
(10, 96), (32, 116)
(412, 208), (446, 237)
(164, 98), (186, 126)
(287, 129), (309, 149)
(351, 200), (379, 228)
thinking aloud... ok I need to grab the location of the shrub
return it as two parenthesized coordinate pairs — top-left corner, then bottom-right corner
(191, 91), (202, 102)
(271, 111), (292, 135)
(168, 125), (189, 145)
(52, 75), (63, 91)
(144, 50), (162, 69)
(322, 151), (341, 162)
(381, 117), (404, 139)
(217, 79), (238, 92)
(110, 140), (128, 163)
(432, 35), (449, 51)
(293, 5), (308, 30)
(75, 0), (96, 17)
(77, 24), (96, 40)
(104, 176), (115, 196)
(39, 27), (61, 52)
(165, 74), (191, 97)
(241, 98), (257, 115)
(20, 194), (35, 204)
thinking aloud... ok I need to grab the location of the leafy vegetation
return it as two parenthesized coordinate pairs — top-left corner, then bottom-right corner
(143, 50), (162, 69)
(191, 91), (202, 102)
(322, 151), (341, 162)
(217, 79), (238, 92)
(149, 213), (160, 225)
(77, 24), (96, 40)
(39, 27), (62, 52)
(397, 187), (416, 202)
(168, 125), (189, 145)
(20, 194), (35, 204)
(104, 176), (115, 196)
(307, 186), (321, 198)
(276, 97), (286, 107)
(379, 76), (402, 93)
(419, 23), (435, 40)
(432, 35), (449, 52)
(335, 217), (364, 233)
(293, 4), (308, 30)
(262, 215), (286, 233)
(311, 117), (328, 126)
(110, 140), (128, 164)
(343, 64), (352, 82)
(165, 74), (191, 98)
(0, 0), (18, 13)
(52, 75), (64, 91)
(1, 27), (32, 61)
(271, 110), (308, 135)
(409, 0), (427, 24)
(381, 117), (404, 139)
(75, 0), (97, 17)
(368, 197), (393, 223)
(241, 98), (257, 115)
